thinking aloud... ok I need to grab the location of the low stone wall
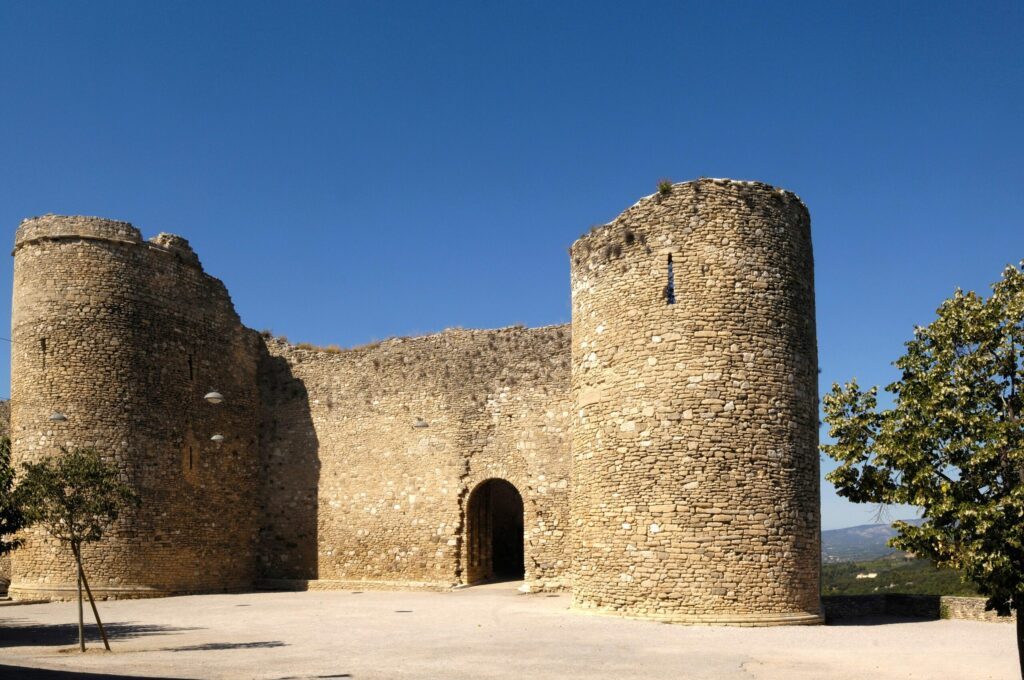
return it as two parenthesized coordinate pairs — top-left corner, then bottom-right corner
(822, 595), (887, 619)
(823, 595), (1012, 623)
(940, 596), (1013, 623)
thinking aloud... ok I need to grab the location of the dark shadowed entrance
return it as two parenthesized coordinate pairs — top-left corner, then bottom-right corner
(465, 479), (524, 583)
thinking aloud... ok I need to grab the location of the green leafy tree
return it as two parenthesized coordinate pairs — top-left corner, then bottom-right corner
(0, 437), (25, 557)
(821, 263), (1024, 677)
(18, 448), (138, 652)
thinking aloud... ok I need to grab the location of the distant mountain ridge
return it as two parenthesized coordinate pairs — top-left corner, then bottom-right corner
(822, 519), (925, 563)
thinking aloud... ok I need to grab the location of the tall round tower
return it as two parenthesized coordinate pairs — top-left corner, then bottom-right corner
(569, 179), (820, 624)
(9, 215), (261, 600)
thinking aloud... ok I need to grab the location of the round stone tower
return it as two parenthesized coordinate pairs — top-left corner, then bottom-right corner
(9, 215), (261, 600)
(568, 179), (820, 624)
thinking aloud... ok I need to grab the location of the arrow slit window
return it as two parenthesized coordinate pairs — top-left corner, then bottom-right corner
(665, 255), (676, 304)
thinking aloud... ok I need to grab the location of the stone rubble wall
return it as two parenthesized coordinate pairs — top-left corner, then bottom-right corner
(0, 401), (10, 435)
(0, 399), (8, 591)
(5, 178), (827, 624)
(9, 215), (262, 600)
(568, 179), (821, 624)
(257, 327), (572, 591)
(940, 596), (1014, 623)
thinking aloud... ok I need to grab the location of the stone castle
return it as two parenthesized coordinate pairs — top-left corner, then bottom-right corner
(6, 178), (821, 625)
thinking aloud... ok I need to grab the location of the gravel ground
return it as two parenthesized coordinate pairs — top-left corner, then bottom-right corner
(0, 582), (1016, 680)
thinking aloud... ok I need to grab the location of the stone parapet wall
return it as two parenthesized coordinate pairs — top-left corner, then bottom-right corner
(14, 214), (142, 248)
(822, 594), (935, 620)
(569, 179), (821, 624)
(940, 596), (1013, 623)
(258, 326), (572, 592)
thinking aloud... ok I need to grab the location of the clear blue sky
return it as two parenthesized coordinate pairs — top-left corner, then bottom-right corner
(1, 1), (1021, 529)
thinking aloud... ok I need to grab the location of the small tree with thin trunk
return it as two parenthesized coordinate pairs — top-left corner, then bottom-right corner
(17, 448), (138, 652)
(0, 437), (25, 558)
(821, 263), (1024, 678)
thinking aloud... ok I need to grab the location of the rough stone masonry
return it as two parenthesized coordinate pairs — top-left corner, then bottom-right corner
(5, 178), (822, 625)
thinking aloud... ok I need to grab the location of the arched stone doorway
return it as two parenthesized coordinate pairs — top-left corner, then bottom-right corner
(465, 478), (524, 584)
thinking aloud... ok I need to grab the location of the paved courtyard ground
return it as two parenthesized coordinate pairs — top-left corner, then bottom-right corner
(0, 581), (1016, 679)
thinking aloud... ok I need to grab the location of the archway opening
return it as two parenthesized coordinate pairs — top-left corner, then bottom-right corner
(466, 478), (524, 583)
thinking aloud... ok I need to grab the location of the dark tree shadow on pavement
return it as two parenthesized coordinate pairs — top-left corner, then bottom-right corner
(0, 620), (200, 648)
(0, 665), (184, 679)
(162, 640), (286, 651)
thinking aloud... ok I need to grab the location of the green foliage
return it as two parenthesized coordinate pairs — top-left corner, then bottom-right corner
(18, 448), (137, 652)
(822, 554), (980, 597)
(0, 437), (25, 556)
(657, 179), (673, 196)
(821, 262), (1024, 617)
(18, 448), (138, 549)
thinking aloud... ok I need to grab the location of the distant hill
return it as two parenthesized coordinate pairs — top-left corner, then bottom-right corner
(820, 519), (979, 596)
(822, 519), (925, 563)
(822, 553), (978, 597)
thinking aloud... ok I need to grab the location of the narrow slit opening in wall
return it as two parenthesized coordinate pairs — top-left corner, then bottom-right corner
(188, 446), (193, 471)
(40, 338), (47, 370)
(666, 255), (676, 304)
(187, 355), (193, 381)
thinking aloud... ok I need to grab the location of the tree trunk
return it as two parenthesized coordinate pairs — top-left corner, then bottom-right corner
(76, 567), (84, 653)
(72, 543), (110, 651)
(1016, 594), (1023, 680)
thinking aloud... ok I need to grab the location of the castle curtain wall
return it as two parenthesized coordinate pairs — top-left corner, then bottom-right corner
(257, 327), (572, 591)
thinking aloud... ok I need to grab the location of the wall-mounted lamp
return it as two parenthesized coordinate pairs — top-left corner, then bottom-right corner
(210, 434), (225, 445)
(204, 391), (225, 405)
(49, 411), (67, 423)
(413, 417), (429, 429)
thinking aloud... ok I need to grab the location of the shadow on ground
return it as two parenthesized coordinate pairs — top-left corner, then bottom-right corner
(162, 641), (286, 652)
(0, 665), (182, 679)
(0, 621), (200, 648)
(0, 665), (348, 680)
